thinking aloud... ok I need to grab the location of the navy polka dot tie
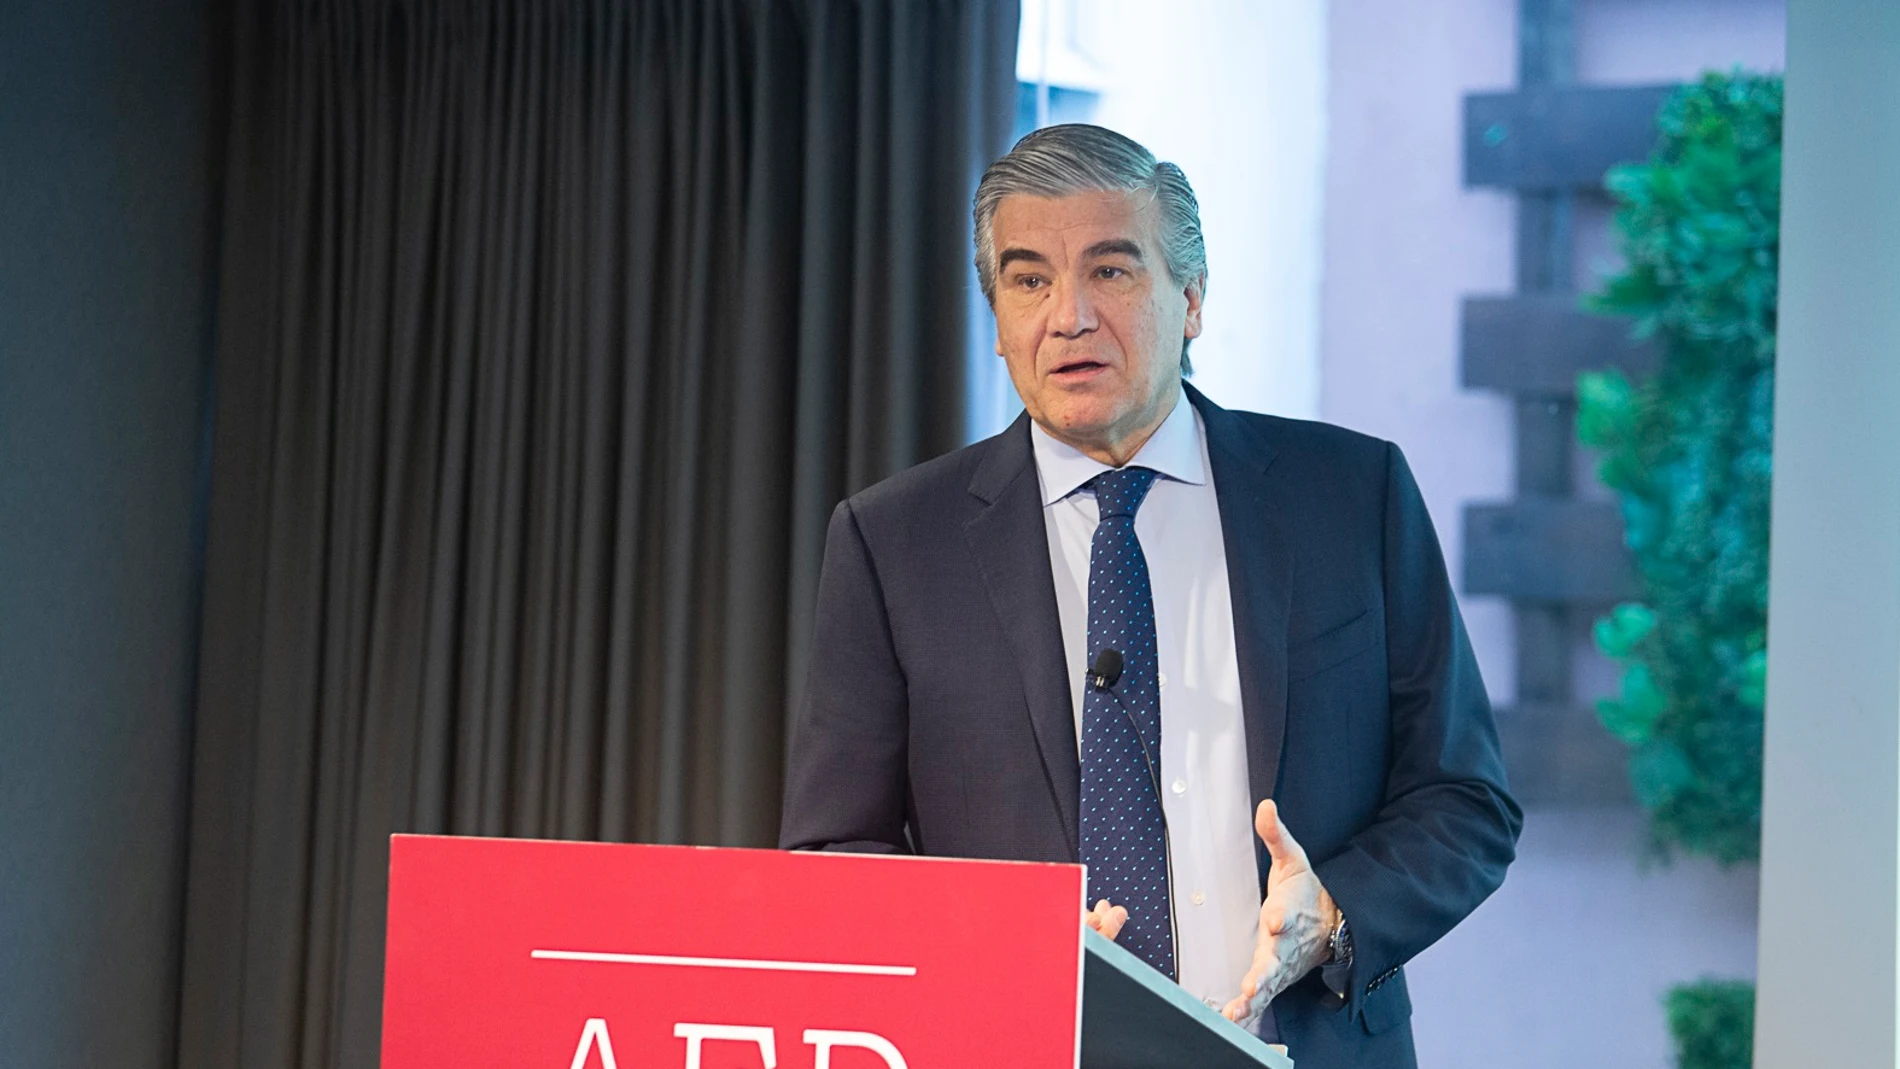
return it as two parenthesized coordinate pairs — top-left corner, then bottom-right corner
(1079, 465), (1174, 979)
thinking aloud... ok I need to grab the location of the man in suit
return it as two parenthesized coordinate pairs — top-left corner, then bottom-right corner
(779, 124), (1520, 1067)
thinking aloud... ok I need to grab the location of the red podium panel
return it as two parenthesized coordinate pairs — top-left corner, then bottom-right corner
(382, 835), (1086, 1069)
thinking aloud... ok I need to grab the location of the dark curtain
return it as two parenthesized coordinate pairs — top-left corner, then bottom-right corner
(178, 2), (1017, 1066)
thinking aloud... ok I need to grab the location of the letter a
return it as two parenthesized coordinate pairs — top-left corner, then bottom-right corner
(803, 1029), (908, 1069)
(568, 1018), (619, 1069)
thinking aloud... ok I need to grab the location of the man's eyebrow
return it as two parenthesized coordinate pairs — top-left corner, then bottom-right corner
(1083, 239), (1144, 261)
(998, 247), (1050, 272)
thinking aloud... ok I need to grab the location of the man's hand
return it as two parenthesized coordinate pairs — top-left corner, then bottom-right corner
(1222, 799), (1340, 1024)
(1085, 899), (1129, 940)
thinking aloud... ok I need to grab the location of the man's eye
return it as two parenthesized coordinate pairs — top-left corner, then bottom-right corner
(1018, 276), (1045, 290)
(1097, 266), (1126, 280)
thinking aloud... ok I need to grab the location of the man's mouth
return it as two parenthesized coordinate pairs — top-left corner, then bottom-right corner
(1051, 359), (1108, 378)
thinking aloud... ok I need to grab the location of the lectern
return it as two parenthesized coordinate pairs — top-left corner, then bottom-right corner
(381, 835), (1292, 1068)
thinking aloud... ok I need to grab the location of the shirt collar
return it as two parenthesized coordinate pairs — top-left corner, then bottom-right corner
(1029, 392), (1208, 508)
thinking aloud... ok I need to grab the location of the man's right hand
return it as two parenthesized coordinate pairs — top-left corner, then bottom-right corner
(1085, 899), (1129, 940)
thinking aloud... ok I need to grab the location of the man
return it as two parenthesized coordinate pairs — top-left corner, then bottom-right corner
(779, 124), (1520, 1067)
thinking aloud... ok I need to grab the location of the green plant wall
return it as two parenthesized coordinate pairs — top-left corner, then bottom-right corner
(1666, 978), (1756, 1069)
(1580, 69), (1780, 1069)
(1580, 70), (1781, 866)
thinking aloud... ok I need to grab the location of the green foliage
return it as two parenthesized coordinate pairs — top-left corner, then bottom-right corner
(1666, 978), (1755, 1069)
(1579, 71), (1781, 864)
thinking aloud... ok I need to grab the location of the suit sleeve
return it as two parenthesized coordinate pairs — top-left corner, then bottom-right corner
(1311, 441), (1524, 1029)
(777, 498), (913, 854)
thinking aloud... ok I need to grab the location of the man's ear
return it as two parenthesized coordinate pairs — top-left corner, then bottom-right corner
(1183, 274), (1206, 341)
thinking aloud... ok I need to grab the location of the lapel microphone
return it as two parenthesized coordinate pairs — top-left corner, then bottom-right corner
(1088, 647), (1160, 799)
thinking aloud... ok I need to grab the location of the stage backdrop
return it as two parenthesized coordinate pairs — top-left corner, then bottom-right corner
(179, 2), (1017, 1066)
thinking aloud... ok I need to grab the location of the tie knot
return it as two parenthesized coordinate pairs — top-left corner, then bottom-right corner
(1089, 466), (1158, 519)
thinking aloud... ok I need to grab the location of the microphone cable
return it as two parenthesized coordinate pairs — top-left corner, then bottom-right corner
(1088, 648), (1182, 980)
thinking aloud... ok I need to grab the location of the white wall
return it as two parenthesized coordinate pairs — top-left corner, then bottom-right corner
(1754, 0), (1900, 1063)
(1319, 0), (1519, 700)
(1074, 0), (1329, 421)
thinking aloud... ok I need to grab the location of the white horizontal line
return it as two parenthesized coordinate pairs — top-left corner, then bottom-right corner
(530, 949), (917, 977)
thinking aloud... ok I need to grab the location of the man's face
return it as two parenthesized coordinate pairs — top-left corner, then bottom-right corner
(989, 189), (1203, 463)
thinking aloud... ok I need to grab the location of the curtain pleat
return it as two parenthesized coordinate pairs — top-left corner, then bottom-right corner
(179, 1), (1018, 1065)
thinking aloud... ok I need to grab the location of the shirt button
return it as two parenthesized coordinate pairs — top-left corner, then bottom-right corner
(1204, 997), (1222, 1010)
(1171, 778), (1187, 795)
(1158, 672), (1169, 689)
(1191, 891), (1207, 906)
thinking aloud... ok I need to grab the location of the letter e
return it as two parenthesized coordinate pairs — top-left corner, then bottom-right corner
(803, 1029), (908, 1069)
(673, 1023), (778, 1069)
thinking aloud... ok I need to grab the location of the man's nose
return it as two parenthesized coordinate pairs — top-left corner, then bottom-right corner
(1049, 279), (1098, 338)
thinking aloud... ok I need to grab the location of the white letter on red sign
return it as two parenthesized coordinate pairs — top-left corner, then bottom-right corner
(567, 1018), (619, 1069)
(673, 1023), (778, 1069)
(802, 1029), (908, 1069)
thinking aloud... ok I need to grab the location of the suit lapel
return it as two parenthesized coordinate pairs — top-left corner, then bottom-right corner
(964, 414), (1081, 860)
(1188, 385), (1291, 813)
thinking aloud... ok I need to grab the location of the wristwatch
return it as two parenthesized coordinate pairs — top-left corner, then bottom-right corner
(1328, 913), (1353, 967)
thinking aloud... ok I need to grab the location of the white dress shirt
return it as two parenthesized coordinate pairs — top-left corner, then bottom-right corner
(1030, 395), (1263, 1018)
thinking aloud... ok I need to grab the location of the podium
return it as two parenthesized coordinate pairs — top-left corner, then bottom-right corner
(381, 835), (1292, 1068)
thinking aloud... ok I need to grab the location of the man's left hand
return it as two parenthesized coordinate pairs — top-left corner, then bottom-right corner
(1221, 799), (1340, 1024)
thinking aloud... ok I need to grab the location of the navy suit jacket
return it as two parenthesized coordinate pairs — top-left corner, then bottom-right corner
(779, 384), (1521, 1068)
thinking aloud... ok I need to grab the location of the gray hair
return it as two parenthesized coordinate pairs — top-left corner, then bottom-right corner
(973, 124), (1207, 372)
